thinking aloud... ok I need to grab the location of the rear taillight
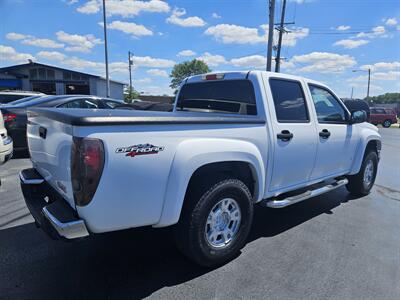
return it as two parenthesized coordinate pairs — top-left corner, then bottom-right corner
(71, 137), (105, 207)
(3, 113), (17, 123)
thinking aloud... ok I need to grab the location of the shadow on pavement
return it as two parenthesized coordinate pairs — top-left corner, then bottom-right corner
(0, 187), (359, 300)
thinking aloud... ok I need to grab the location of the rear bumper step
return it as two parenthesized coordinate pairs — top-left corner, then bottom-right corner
(265, 178), (349, 208)
(20, 168), (89, 240)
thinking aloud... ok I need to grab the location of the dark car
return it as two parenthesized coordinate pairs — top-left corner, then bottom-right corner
(0, 95), (123, 152)
(343, 99), (370, 122)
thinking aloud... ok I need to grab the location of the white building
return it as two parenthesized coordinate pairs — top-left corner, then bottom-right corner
(0, 62), (125, 99)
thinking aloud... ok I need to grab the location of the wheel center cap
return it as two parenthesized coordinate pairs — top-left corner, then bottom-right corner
(215, 212), (230, 231)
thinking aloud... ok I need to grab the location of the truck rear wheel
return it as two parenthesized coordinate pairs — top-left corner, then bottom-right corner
(346, 150), (378, 196)
(174, 179), (253, 267)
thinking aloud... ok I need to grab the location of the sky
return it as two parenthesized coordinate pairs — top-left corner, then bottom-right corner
(0, 0), (399, 97)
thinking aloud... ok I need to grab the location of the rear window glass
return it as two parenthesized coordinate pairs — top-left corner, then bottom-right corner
(177, 80), (257, 115)
(269, 79), (309, 122)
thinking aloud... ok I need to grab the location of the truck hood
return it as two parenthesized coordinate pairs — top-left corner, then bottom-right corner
(358, 121), (379, 132)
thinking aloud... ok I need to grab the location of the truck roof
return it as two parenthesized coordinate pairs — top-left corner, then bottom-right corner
(185, 70), (328, 89)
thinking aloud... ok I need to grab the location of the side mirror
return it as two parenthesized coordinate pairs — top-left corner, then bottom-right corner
(350, 110), (367, 124)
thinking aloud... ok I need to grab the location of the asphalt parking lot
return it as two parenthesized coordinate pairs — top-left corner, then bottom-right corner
(0, 128), (399, 300)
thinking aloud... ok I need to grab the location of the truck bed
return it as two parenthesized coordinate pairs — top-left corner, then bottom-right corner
(28, 108), (266, 126)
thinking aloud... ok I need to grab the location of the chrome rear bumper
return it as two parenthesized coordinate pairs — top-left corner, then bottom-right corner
(20, 168), (89, 240)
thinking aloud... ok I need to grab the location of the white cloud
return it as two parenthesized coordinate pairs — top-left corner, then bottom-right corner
(0, 45), (34, 63)
(348, 71), (400, 83)
(130, 55), (175, 68)
(289, 0), (313, 3)
(77, 0), (170, 17)
(21, 38), (64, 49)
(56, 31), (101, 53)
(6, 32), (64, 48)
(280, 27), (309, 46)
(62, 56), (103, 71)
(206, 24), (308, 46)
(289, 52), (357, 73)
(134, 78), (152, 84)
(212, 12), (221, 19)
(333, 39), (369, 49)
(36, 51), (66, 61)
(385, 18), (398, 26)
(147, 69), (169, 77)
(166, 8), (206, 27)
(205, 24), (265, 44)
(106, 21), (153, 37)
(197, 52), (227, 66)
(66, 0), (78, 5)
(77, 0), (99, 13)
(6, 32), (27, 40)
(230, 55), (265, 69)
(360, 61), (400, 71)
(336, 25), (351, 31)
(356, 26), (387, 39)
(177, 49), (196, 57)
(373, 71), (400, 81)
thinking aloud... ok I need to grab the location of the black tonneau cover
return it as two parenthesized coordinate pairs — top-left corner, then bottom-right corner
(28, 108), (265, 126)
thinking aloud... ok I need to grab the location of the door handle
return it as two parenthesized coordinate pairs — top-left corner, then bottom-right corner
(319, 129), (331, 139)
(277, 130), (293, 141)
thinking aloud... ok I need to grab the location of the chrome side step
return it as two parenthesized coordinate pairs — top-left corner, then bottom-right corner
(265, 178), (348, 208)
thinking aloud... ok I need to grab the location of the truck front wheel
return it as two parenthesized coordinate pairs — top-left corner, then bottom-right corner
(174, 179), (253, 267)
(346, 150), (378, 196)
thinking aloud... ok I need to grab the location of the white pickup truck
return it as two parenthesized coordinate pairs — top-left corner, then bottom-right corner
(20, 71), (381, 266)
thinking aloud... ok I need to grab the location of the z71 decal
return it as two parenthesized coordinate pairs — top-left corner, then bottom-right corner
(116, 144), (165, 158)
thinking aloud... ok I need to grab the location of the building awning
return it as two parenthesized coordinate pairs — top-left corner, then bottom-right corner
(0, 79), (22, 89)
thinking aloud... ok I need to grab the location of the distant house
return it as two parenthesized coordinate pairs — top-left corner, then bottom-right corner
(0, 62), (125, 99)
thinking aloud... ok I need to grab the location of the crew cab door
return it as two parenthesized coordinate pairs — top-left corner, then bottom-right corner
(265, 77), (318, 191)
(307, 84), (358, 180)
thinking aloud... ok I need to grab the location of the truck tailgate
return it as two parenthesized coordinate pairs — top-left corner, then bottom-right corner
(27, 112), (75, 207)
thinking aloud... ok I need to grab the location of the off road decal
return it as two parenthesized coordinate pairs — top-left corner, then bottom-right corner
(116, 144), (165, 158)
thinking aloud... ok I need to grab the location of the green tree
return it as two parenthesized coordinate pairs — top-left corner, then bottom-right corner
(124, 85), (140, 103)
(366, 93), (400, 104)
(170, 59), (211, 92)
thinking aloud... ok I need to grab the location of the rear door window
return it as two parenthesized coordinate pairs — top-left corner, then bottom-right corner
(269, 79), (309, 122)
(177, 80), (257, 115)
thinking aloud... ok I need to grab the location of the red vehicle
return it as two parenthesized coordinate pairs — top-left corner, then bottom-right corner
(369, 107), (398, 128)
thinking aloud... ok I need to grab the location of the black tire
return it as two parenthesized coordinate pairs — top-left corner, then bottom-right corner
(174, 179), (253, 267)
(346, 150), (378, 196)
(382, 120), (392, 128)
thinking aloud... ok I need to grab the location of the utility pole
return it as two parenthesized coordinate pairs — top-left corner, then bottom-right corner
(128, 51), (133, 99)
(275, 0), (287, 73)
(102, 0), (110, 97)
(266, 0), (276, 71)
(350, 86), (354, 99)
(367, 68), (371, 99)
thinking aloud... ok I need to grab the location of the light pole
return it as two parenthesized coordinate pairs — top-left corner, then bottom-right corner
(352, 68), (371, 100)
(102, 0), (110, 97)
